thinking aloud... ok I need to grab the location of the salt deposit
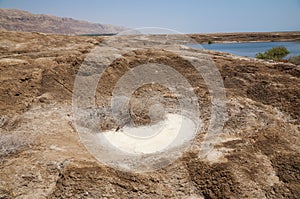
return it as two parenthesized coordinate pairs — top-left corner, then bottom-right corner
(100, 113), (197, 154)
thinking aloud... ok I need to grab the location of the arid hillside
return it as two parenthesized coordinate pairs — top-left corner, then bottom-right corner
(0, 30), (299, 199)
(0, 9), (125, 34)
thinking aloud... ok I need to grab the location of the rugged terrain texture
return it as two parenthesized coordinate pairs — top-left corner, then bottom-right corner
(0, 30), (299, 198)
(0, 9), (125, 35)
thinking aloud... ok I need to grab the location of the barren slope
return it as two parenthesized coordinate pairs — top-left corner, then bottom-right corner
(0, 9), (125, 35)
(0, 30), (299, 199)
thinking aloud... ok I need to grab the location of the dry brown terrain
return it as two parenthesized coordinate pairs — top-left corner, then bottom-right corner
(0, 9), (125, 35)
(0, 30), (299, 199)
(189, 32), (300, 43)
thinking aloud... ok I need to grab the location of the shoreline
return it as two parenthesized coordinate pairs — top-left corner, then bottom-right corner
(2, 29), (300, 44)
(188, 31), (300, 44)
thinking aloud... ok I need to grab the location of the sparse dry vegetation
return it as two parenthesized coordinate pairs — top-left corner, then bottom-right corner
(0, 133), (33, 161)
(288, 55), (300, 65)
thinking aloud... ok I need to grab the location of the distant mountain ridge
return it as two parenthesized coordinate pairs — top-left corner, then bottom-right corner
(0, 8), (126, 35)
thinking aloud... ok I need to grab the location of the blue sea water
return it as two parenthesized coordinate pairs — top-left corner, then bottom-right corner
(191, 41), (300, 58)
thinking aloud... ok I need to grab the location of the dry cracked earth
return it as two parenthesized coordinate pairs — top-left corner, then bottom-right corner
(0, 30), (299, 198)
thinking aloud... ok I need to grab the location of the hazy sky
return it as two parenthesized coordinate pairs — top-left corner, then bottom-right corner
(0, 0), (299, 33)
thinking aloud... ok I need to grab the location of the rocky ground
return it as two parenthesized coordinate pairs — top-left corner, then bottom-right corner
(0, 30), (299, 198)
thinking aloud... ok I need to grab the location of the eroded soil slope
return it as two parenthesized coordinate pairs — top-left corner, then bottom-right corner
(0, 30), (299, 199)
(0, 9), (125, 35)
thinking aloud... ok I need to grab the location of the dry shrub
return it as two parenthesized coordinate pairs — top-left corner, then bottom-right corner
(0, 132), (33, 161)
